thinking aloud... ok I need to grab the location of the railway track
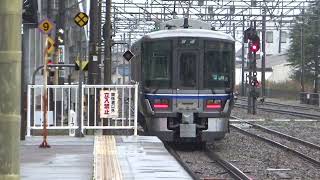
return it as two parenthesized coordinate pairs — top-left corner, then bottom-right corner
(230, 116), (320, 167)
(204, 148), (252, 180)
(236, 97), (320, 112)
(164, 143), (200, 180)
(164, 142), (252, 180)
(234, 103), (320, 119)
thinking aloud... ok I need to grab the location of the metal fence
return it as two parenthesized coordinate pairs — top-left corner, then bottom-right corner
(299, 92), (320, 106)
(81, 84), (138, 135)
(27, 84), (139, 136)
(27, 85), (79, 136)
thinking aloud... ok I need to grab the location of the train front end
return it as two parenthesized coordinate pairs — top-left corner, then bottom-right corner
(131, 29), (235, 143)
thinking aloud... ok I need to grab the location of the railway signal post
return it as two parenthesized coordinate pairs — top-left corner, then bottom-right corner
(74, 12), (89, 137)
(245, 22), (260, 114)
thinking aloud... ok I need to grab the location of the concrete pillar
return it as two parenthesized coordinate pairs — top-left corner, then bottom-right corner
(0, 0), (22, 179)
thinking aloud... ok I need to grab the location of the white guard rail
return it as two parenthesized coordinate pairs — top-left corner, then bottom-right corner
(27, 84), (139, 136)
(81, 84), (138, 135)
(27, 85), (79, 136)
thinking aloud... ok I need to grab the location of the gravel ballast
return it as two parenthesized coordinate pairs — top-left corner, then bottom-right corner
(209, 130), (320, 179)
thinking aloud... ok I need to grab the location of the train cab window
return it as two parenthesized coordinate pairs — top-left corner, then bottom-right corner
(151, 54), (168, 79)
(204, 42), (233, 88)
(144, 41), (171, 87)
(179, 52), (197, 87)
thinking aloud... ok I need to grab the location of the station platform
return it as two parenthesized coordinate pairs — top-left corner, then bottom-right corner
(20, 136), (94, 180)
(21, 136), (192, 180)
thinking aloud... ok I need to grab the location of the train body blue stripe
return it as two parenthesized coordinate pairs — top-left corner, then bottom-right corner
(145, 93), (231, 100)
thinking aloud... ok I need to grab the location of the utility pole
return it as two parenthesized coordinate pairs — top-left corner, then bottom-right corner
(88, 0), (99, 128)
(261, 4), (266, 97)
(278, 12), (283, 54)
(104, 0), (112, 84)
(97, 1), (102, 84)
(315, 48), (319, 93)
(89, 0), (99, 85)
(103, 0), (112, 135)
(55, 0), (66, 84)
(123, 33), (126, 84)
(232, 23), (235, 39)
(0, 0), (21, 179)
(128, 32), (132, 82)
(301, 11), (305, 92)
(314, 9), (320, 93)
(241, 16), (245, 96)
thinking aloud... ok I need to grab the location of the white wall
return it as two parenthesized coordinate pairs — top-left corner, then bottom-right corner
(267, 63), (293, 82)
(235, 63), (293, 85)
(264, 30), (291, 55)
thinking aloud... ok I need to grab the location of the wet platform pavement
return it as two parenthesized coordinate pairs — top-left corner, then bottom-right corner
(21, 136), (192, 180)
(114, 136), (191, 179)
(20, 136), (94, 180)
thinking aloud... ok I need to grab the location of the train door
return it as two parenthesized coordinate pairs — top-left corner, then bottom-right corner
(175, 50), (201, 113)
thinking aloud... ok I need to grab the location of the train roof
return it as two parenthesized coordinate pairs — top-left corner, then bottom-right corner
(143, 29), (235, 42)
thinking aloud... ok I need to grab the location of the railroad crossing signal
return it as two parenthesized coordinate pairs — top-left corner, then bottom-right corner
(38, 18), (54, 34)
(46, 37), (55, 54)
(74, 12), (89, 27)
(123, 50), (134, 61)
(75, 60), (89, 71)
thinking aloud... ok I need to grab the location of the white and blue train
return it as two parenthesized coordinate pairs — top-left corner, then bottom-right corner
(130, 20), (235, 143)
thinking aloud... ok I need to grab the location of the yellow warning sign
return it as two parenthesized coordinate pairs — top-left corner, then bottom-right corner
(74, 12), (89, 27)
(47, 37), (55, 54)
(75, 60), (89, 71)
(38, 18), (54, 34)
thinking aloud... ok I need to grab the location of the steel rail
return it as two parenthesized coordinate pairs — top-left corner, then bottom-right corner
(230, 124), (320, 167)
(234, 104), (320, 119)
(205, 148), (252, 180)
(261, 101), (319, 111)
(247, 122), (320, 151)
(231, 116), (320, 150)
(236, 98), (320, 111)
(163, 143), (200, 180)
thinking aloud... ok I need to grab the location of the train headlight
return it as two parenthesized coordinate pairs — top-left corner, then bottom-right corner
(205, 99), (222, 109)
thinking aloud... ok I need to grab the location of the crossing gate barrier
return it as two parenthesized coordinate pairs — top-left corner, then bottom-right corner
(27, 84), (139, 136)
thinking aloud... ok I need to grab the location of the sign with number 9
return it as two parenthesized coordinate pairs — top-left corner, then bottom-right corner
(38, 18), (54, 34)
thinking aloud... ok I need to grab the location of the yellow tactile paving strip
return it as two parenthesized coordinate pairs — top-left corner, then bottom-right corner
(94, 136), (123, 180)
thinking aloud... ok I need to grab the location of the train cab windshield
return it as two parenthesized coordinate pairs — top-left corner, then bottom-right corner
(142, 39), (234, 90)
(143, 41), (172, 88)
(204, 41), (233, 89)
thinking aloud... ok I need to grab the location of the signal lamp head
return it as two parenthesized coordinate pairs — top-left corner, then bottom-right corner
(250, 41), (260, 53)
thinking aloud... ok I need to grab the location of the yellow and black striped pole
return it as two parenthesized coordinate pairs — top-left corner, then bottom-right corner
(39, 36), (51, 148)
